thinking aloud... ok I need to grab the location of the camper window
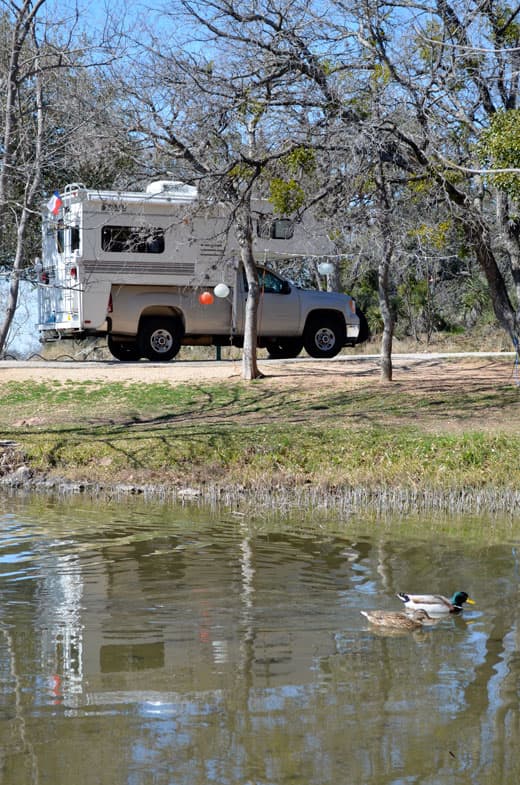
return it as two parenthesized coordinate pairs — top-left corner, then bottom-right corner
(101, 226), (165, 254)
(71, 226), (80, 252)
(57, 221), (65, 254)
(257, 217), (294, 240)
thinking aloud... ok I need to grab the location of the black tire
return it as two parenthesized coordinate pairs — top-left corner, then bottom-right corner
(356, 307), (371, 344)
(138, 317), (182, 361)
(107, 336), (141, 361)
(266, 337), (304, 359)
(303, 317), (343, 359)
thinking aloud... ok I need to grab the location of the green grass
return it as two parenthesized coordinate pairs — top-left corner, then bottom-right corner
(2, 377), (520, 498)
(3, 376), (518, 428)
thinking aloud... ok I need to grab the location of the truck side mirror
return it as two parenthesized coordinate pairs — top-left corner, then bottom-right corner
(281, 280), (291, 295)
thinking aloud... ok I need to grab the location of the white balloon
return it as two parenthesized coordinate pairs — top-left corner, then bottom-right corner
(318, 261), (335, 275)
(214, 283), (230, 298)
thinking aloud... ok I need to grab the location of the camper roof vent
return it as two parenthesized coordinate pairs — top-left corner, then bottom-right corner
(146, 180), (197, 196)
(63, 183), (86, 194)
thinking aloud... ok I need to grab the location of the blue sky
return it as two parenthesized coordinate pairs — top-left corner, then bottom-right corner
(2, 282), (40, 358)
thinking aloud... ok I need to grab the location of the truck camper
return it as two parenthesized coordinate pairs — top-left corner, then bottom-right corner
(37, 181), (368, 361)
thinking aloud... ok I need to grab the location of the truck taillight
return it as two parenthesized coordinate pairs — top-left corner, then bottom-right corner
(40, 271), (49, 284)
(349, 298), (356, 314)
(70, 266), (77, 279)
(107, 292), (113, 314)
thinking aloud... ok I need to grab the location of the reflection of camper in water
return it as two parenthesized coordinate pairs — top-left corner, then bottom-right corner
(38, 554), (84, 703)
(37, 533), (190, 702)
(35, 526), (381, 707)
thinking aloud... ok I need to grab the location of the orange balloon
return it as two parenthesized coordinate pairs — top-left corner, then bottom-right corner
(199, 291), (214, 305)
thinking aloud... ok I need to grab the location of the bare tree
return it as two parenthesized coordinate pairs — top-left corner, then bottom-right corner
(0, 0), (47, 354)
(0, 0), (134, 356)
(119, 0), (368, 378)
(118, 60), (273, 377)
(346, 0), (520, 348)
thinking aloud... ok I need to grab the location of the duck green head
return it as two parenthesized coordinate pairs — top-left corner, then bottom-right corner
(451, 591), (475, 609)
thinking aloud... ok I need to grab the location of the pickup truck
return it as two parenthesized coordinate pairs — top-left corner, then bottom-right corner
(106, 265), (369, 361)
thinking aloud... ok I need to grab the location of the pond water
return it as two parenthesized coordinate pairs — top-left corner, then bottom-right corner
(0, 494), (519, 785)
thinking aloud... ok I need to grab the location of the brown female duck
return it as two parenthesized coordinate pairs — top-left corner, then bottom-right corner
(360, 609), (435, 630)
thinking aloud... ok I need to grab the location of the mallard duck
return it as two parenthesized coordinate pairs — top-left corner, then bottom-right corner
(360, 609), (435, 630)
(396, 591), (475, 614)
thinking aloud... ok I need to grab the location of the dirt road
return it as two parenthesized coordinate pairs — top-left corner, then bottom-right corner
(0, 352), (517, 392)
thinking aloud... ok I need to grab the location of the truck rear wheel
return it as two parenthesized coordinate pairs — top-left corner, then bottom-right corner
(138, 317), (182, 361)
(303, 317), (343, 359)
(107, 336), (141, 361)
(266, 338), (304, 359)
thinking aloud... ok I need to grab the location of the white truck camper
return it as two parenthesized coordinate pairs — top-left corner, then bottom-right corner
(37, 181), (369, 361)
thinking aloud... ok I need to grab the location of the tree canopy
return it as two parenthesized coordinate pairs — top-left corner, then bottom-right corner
(2, 0), (520, 363)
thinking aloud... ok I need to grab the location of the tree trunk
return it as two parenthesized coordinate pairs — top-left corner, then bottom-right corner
(378, 255), (394, 382)
(235, 205), (263, 380)
(496, 191), (520, 309)
(241, 270), (263, 380)
(0, 211), (29, 353)
(376, 172), (395, 383)
(327, 260), (341, 292)
(463, 214), (520, 345)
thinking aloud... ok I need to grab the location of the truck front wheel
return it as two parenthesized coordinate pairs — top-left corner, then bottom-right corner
(138, 317), (182, 361)
(303, 317), (343, 359)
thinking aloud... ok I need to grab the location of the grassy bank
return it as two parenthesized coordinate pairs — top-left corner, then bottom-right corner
(2, 360), (520, 512)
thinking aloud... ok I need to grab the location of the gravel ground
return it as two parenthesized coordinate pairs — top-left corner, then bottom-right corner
(0, 351), (516, 389)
